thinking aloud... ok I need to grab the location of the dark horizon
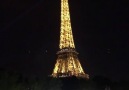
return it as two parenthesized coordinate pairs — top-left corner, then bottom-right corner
(1, 0), (129, 81)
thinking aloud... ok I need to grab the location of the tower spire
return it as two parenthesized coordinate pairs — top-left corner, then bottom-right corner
(60, 0), (75, 49)
(51, 0), (89, 79)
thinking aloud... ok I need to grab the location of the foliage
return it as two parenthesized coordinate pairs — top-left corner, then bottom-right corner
(0, 68), (129, 90)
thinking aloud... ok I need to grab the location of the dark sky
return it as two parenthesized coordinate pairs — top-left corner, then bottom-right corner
(1, 0), (129, 81)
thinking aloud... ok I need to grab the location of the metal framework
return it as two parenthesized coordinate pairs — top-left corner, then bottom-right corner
(51, 0), (89, 79)
(60, 0), (75, 49)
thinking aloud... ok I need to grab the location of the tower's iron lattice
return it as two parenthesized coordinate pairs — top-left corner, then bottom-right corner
(51, 0), (89, 79)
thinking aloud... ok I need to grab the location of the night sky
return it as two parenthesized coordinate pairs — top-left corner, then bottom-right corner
(1, 0), (129, 81)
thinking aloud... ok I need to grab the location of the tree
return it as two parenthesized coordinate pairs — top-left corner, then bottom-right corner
(47, 78), (62, 90)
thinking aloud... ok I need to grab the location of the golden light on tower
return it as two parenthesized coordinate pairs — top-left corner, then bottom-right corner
(60, 0), (75, 49)
(51, 0), (89, 79)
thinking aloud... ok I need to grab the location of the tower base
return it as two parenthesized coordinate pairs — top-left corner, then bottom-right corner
(52, 73), (89, 79)
(51, 48), (89, 79)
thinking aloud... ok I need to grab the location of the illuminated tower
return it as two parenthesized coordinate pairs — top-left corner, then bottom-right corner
(51, 0), (89, 79)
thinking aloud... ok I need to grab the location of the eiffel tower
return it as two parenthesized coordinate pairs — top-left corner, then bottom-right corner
(51, 0), (89, 79)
